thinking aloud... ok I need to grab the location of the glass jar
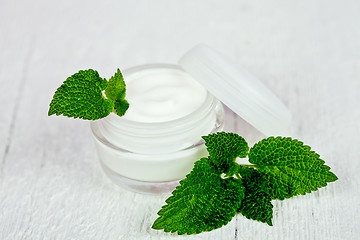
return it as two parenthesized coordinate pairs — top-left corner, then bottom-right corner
(90, 64), (224, 194)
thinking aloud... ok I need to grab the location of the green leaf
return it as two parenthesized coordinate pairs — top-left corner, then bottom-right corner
(202, 132), (249, 176)
(105, 68), (129, 117)
(152, 158), (245, 235)
(48, 69), (114, 120)
(113, 99), (129, 117)
(249, 136), (338, 200)
(238, 168), (273, 226)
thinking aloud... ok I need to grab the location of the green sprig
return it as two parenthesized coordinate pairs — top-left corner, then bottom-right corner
(153, 132), (337, 235)
(48, 69), (129, 120)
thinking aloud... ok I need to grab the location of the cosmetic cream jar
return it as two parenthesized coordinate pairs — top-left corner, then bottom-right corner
(91, 64), (224, 194)
(91, 45), (291, 194)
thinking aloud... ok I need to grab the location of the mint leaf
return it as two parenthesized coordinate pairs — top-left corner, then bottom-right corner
(152, 158), (245, 235)
(238, 168), (273, 226)
(48, 68), (130, 120)
(203, 132), (249, 176)
(113, 99), (129, 117)
(105, 68), (129, 117)
(48, 69), (114, 120)
(249, 136), (338, 200)
(153, 133), (338, 235)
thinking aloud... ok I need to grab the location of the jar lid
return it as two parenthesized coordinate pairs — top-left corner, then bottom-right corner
(179, 44), (291, 136)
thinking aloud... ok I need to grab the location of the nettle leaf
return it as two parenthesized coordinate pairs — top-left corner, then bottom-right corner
(238, 168), (273, 226)
(48, 69), (114, 120)
(203, 132), (249, 176)
(249, 137), (338, 200)
(152, 158), (245, 235)
(105, 68), (129, 117)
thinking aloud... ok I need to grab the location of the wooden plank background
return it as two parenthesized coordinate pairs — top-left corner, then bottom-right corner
(0, 0), (359, 239)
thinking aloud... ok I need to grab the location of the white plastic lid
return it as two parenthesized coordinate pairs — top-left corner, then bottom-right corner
(179, 44), (291, 136)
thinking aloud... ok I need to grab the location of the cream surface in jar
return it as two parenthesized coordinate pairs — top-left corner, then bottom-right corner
(123, 67), (207, 123)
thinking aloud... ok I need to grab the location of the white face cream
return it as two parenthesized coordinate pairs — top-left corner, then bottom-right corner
(91, 64), (224, 194)
(123, 67), (207, 123)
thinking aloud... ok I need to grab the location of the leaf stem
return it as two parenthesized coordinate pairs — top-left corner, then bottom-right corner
(238, 164), (256, 168)
(235, 173), (241, 179)
(235, 164), (256, 179)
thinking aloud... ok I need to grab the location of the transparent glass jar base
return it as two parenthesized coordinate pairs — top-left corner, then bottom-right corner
(100, 160), (181, 195)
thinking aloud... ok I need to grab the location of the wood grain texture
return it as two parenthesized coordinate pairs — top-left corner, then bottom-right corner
(0, 0), (359, 239)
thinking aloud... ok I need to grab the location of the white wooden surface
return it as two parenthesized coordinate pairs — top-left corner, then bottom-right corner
(1, 0), (359, 239)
